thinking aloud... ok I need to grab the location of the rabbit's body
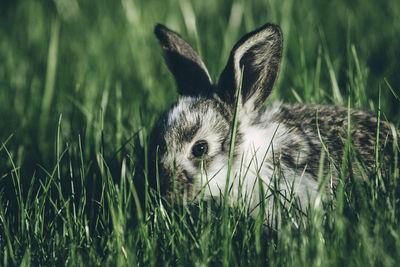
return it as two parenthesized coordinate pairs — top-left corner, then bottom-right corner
(148, 23), (397, 215)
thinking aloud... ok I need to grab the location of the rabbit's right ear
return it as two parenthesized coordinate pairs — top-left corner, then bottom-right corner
(217, 24), (282, 113)
(155, 24), (213, 97)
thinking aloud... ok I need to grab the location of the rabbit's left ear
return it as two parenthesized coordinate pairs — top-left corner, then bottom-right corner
(217, 24), (282, 112)
(155, 24), (213, 97)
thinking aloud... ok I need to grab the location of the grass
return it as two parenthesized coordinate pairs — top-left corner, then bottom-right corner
(1, 0), (400, 266)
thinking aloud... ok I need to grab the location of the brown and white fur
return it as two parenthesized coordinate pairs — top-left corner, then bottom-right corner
(148, 23), (398, 215)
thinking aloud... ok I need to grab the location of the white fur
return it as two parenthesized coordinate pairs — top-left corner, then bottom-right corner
(189, 103), (320, 216)
(167, 96), (196, 127)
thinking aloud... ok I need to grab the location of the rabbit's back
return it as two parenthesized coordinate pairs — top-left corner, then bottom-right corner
(256, 103), (397, 184)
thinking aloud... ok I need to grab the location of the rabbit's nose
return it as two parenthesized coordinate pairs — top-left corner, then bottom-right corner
(159, 165), (196, 202)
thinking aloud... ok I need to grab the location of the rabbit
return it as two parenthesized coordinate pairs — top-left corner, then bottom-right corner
(147, 23), (398, 216)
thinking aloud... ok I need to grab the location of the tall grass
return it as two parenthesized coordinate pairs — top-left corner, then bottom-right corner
(0, 0), (399, 265)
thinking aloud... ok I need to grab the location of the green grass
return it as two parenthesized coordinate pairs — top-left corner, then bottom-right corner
(1, 0), (400, 266)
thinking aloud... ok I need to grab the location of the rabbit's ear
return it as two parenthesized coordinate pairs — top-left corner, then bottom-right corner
(155, 24), (213, 97)
(217, 24), (282, 112)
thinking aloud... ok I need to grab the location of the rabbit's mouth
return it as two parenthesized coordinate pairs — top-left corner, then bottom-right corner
(156, 165), (198, 205)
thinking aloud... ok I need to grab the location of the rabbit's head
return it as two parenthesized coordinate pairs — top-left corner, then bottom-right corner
(148, 24), (282, 203)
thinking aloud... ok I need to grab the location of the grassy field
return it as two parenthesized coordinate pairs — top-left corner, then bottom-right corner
(1, 0), (400, 266)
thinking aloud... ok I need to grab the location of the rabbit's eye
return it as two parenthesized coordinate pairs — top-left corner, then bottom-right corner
(192, 140), (208, 158)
